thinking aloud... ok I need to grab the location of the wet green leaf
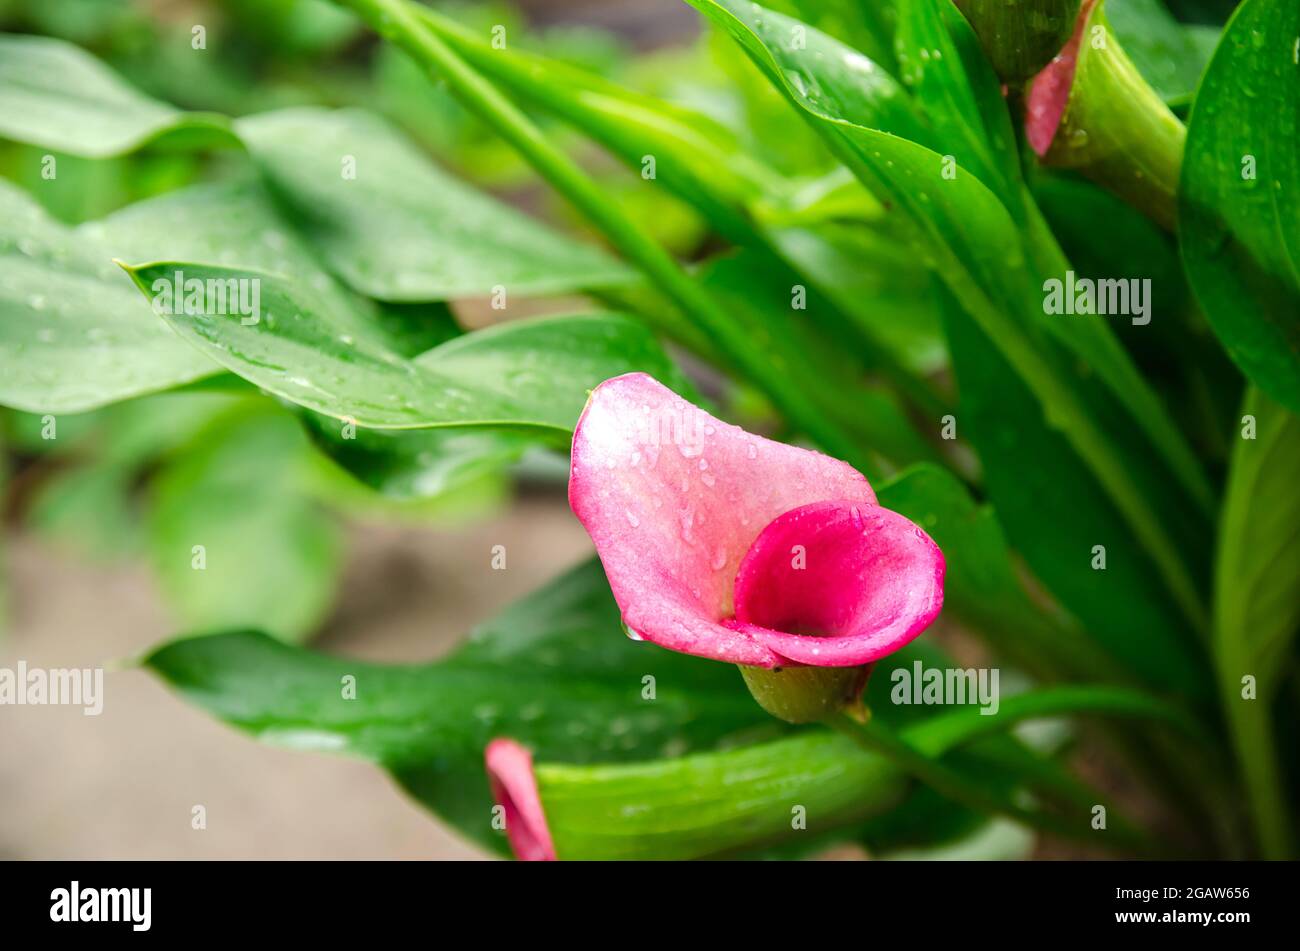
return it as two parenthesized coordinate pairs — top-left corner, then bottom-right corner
(1179, 0), (1300, 412)
(120, 257), (689, 433)
(0, 181), (216, 413)
(0, 32), (234, 157)
(145, 559), (772, 852)
(236, 108), (635, 300)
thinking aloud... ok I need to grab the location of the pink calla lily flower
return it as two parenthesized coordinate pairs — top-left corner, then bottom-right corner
(568, 373), (945, 670)
(485, 738), (556, 861)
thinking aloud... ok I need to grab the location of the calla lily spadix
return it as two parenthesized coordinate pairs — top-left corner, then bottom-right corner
(568, 373), (945, 686)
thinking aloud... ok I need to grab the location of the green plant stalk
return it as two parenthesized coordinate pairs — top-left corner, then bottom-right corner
(870, 684), (1214, 856)
(826, 712), (1157, 853)
(1040, 3), (1186, 230)
(333, 0), (869, 470)
(1212, 388), (1295, 860)
(409, 1), (951, 431)
(902, 684), (1205, 756)
(1218, 664), (1294, 854)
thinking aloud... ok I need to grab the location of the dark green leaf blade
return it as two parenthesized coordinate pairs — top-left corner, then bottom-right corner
(877, 464), (1117, 681)
(1212, 387), (1300, 858)
(1179, 0), (1300, 411)
(145, 559), (771, 852)
(940, 293), (1210, 697)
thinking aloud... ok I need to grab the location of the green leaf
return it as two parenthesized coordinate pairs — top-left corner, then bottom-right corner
(119, 258), (689, 432)
(85, 178), (462, 360)
(235, 107), (635, 300)
(0, 34), (640, 303)
(0, 33), (234, 157)
(1179, 0), (1300, 413)
(0, 181), (217, 413)
(1107, 0), (1216, 107)
(411, 5), (787, 243)
(1212, 388), (1300, 858)
(144, 559), (772, 852)
(300, 415), (532, 500)
(534, 732), (906, 860)
(148, 404), (344, 643)
(895, 0), (1022, 207)
(951, 0), (1081, 82)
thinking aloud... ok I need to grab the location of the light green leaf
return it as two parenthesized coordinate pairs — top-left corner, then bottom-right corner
(0, 33), (234, 157)
(119, 258), (689, 433)
(1213, 387), (1300, 858)
(148, 405), (344, 643)
(1108, 0), (1216, 107)
(895, 0), (1021, 207)
(535, 732), (905, 860)
(235, 107), (635, 300)
(1180, 0), (1300, 413)
(0, 181), (217, 413)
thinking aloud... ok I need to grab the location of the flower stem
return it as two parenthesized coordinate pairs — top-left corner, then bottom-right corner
(825, 698), (1176, 855)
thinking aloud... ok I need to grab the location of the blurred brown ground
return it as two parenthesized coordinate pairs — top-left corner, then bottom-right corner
(0, 494), (593, 859)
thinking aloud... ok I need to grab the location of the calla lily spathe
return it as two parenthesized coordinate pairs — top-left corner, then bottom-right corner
(568, 373), (945, 669)
(485, 738), (556, 862)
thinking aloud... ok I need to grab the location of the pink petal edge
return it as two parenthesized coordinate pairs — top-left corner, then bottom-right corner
(485, 739), (556, 862)
(727, 500), (945, 667)
(1025, 0), (1098, 157)
(569, 373), (876, 668)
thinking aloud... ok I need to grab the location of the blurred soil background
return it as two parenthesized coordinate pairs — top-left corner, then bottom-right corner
(1, 497), (593, 858)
